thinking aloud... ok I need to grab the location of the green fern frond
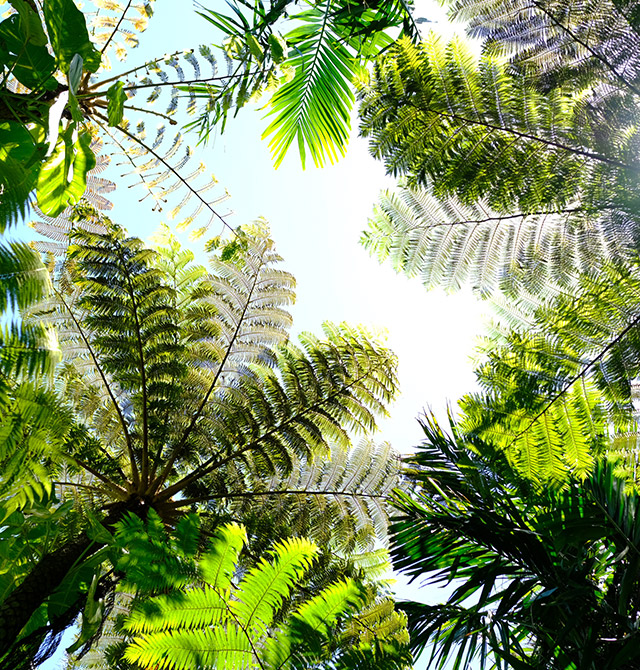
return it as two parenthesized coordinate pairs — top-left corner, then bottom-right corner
(233, 536), (318, 635)
(358, 34), (640, 213)
(363, 182), (631, 297)
(447, 0), (640, 95)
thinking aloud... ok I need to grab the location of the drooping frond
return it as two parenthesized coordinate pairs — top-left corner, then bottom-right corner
(262, 0), (360, 168)
(231, 439), (401, 553)
(392, 417), (640, 669)
(455, 258), (640, 485)
(0, 383), (76, 515)
(0, 241), (59, 383)
(0, 241), (51, 315)
(362, 182), (633, 297)
(358, 34), (640, 214)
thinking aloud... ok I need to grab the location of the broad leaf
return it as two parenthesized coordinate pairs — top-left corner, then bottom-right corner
(0, 122), (45, 229)
(43, 0), (101, 73)
(0, 14), (57, 90)
(36, 129), (96, 217)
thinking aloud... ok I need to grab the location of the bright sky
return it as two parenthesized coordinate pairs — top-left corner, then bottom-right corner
(38, 1), (487, 667)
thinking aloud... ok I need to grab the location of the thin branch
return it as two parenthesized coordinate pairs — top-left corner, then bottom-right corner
(417, 103), (640, 173)
(85, 51), (187, 90)
(100, 0), (134, 56)
(91, 99), (178, 125)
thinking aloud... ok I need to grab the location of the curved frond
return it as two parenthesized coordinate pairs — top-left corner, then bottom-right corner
(363, 182), (634, 297)
(358, 34), (640, 214)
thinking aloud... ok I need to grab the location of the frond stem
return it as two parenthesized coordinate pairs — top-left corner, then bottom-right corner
(149, 244), (267, 490)
(103, 117), (236, 234)
(164, 489), (390, 509)
(156, 362), (388, 502)
(54, 287), (139, 487)
(113, 239), (151, 488)
(414, 102), (640, 174)
(531, 0), (640, 99)
(100, 0), (134, 57)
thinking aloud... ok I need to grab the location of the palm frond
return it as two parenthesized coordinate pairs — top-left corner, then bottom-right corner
(262, 0), (359, 168)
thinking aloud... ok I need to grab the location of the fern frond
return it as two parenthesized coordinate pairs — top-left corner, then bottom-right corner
(358, 34), (640, 214)
(233, 536), (318, 636)
(363, 182), (633, 297)
(448, 0), (640, 95)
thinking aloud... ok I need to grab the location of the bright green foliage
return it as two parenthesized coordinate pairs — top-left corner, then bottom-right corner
(391, 415), (640, 670)
(36, 130), (96, 219)
(43, 0), (102, 73)
(362, 182), (631, 298)
(198, 0), (419, 167)
(262, 1), (360, 168)
(359, 34), (640, 213)
(0, 222), (401, 663)
(456, 259), (640, 485)
(79, 513), (410, 670)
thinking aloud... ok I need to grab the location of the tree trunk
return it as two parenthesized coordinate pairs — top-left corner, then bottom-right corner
(0, 503), (130, 659)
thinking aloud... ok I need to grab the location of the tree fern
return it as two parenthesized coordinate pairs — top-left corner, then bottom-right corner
(120, 520), (408, 670)
(452, 257), (640, 485)
(0, 223), (401, 660)
(446, 0), (640, 95)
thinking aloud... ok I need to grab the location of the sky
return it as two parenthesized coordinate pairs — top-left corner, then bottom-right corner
(38, 0), (487, 667)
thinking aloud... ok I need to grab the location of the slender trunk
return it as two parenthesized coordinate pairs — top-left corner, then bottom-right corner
(0, 502), (130, 659)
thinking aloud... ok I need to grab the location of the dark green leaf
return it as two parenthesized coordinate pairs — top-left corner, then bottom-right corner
(43, 0), (101, 73)
(0, 14), (57, 90)
(9, 0), (47, 46)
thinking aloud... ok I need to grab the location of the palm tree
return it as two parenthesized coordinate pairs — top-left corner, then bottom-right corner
(0, 219), (400, 664)
(391, 414), (640, 670)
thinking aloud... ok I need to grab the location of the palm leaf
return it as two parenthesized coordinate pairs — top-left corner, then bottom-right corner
(262, 0), (359, 168)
